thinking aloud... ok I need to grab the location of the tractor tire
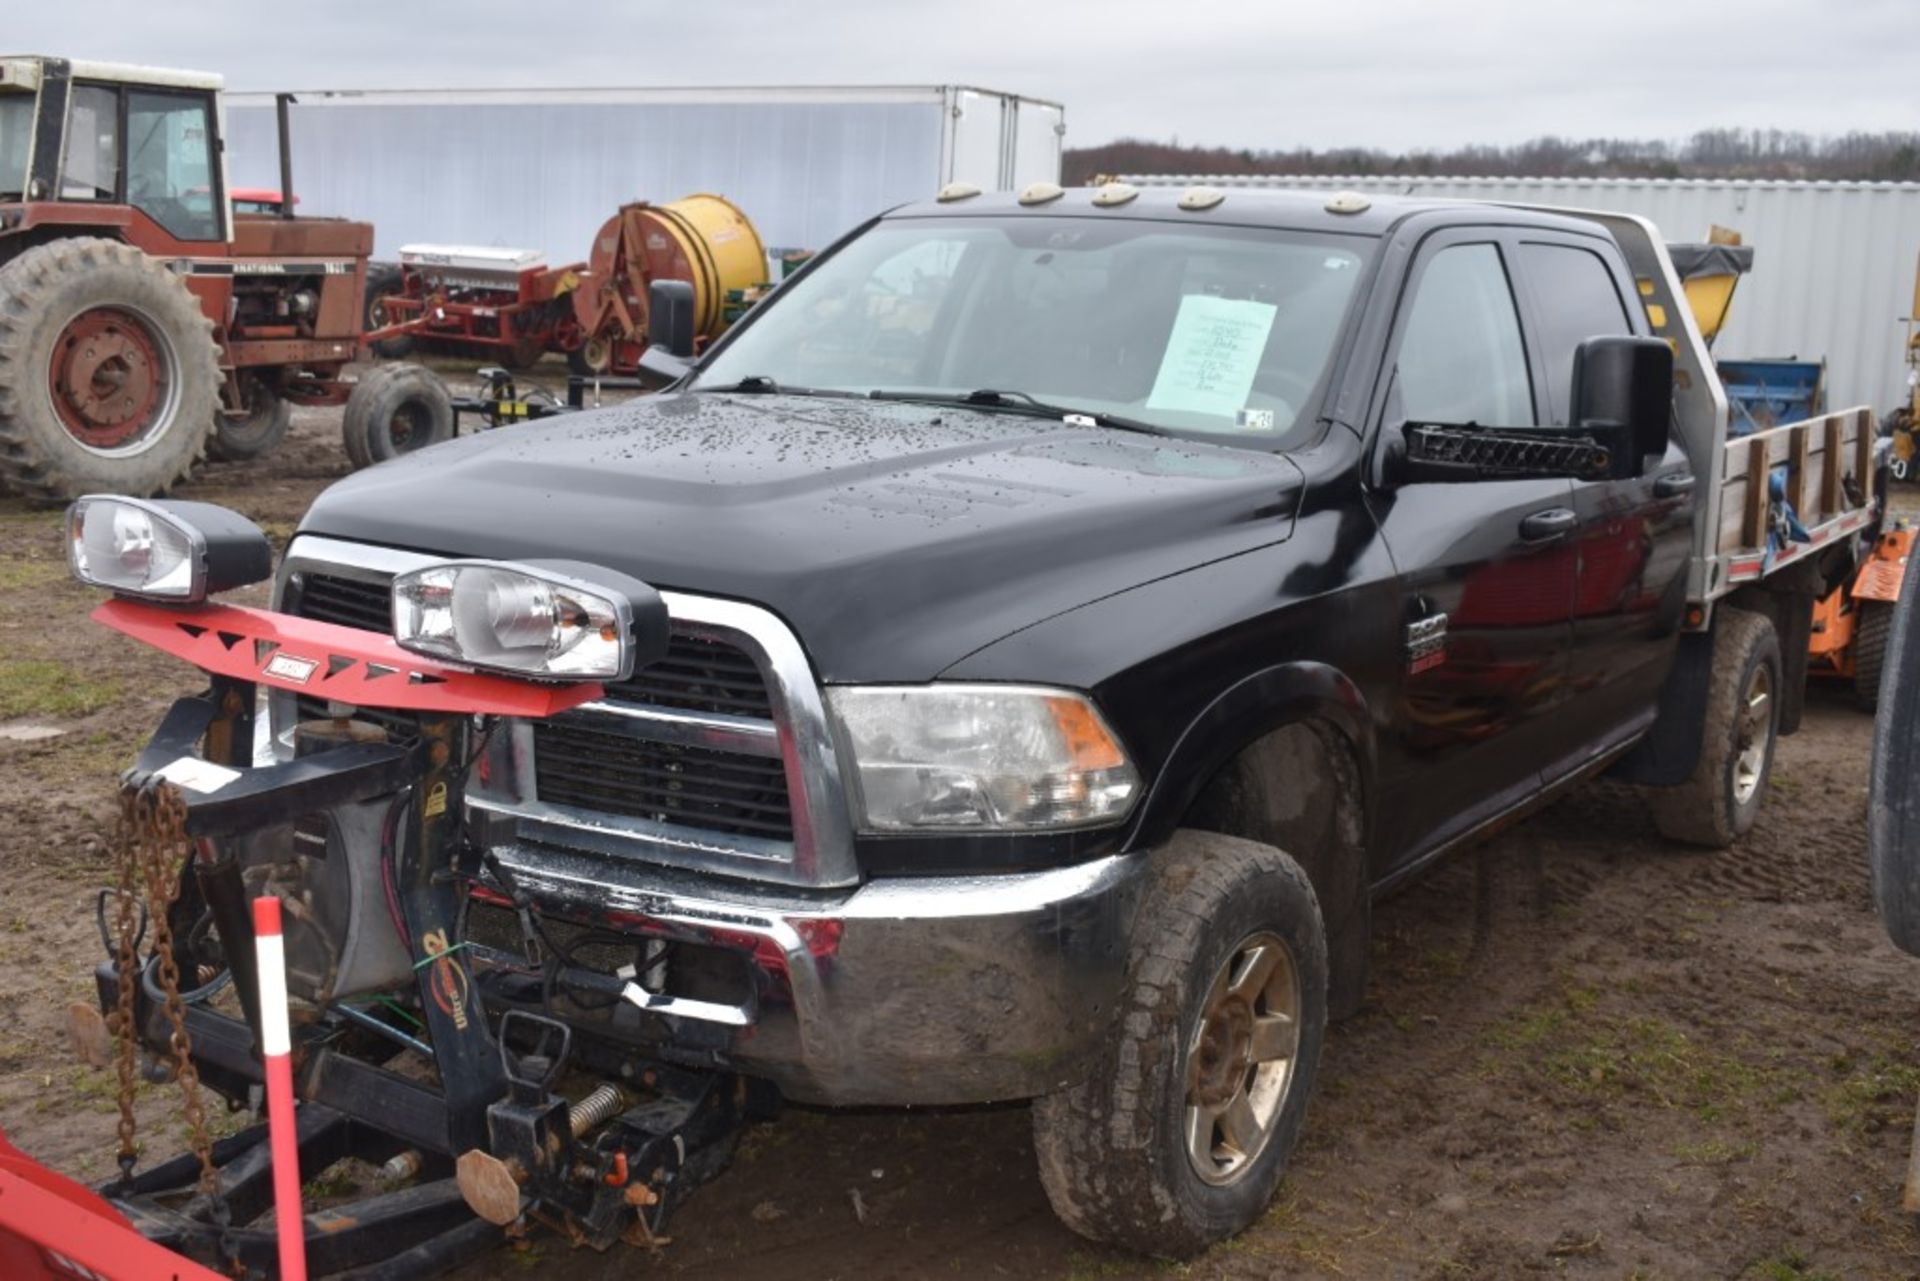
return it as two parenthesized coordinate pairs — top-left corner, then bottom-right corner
(208, 377), (292, 463)
(1870, 546), (1920, 954)
(1853, 601), (1894, 712)
(0, 237), (220, 501)
(1644, 607), (1782, 848)
(1032, 830), (1327, 1259)
(363, 264), (415, 360)
(341, 362), (453, 469)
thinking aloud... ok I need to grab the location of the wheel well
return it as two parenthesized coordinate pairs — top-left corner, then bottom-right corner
(1181, 719), (1370, 1016)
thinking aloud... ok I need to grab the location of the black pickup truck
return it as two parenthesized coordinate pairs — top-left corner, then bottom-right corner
(72, 185), (1881, 1265)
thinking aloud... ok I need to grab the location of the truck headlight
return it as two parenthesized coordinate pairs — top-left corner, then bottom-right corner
(66, 495), (272, 602)
(391, 559), (666, 682)
(828, 685), (1140, 832)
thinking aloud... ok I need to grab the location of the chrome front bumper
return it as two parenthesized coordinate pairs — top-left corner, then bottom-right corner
(485, 841), (1148, 1107)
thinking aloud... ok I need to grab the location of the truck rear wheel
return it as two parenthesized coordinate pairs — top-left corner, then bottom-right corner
(1032, 830), (1327, 1258)
(208, 376), (292, 463)
(0, 237), (220, 500)
(1645, 606), (1781, 847)
(341, 363), (453, 469)
(1853, 601), (1893, 711)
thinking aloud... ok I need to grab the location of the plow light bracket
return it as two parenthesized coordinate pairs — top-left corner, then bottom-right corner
(392, 559), (668, 683)
(93, 598), (607, 718)
(67, 495), (272, 603)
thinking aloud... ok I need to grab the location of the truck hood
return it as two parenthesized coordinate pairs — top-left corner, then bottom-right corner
(298, 392), (1304, 680)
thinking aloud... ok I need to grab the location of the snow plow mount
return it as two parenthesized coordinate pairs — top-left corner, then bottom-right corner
(71, 598), (751, 1278)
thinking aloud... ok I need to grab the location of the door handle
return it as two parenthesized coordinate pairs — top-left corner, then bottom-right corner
(1519, 508), (1577, 542)
(1654, 472), (1696, 499)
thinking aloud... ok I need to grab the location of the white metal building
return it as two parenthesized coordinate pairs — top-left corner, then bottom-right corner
(224, 86), (1064, 267)
(1125, 174), (1920, 414)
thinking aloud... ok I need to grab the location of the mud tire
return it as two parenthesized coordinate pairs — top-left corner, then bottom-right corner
(1645, 607), (1781, 847)
(341, 362), (453, 469)
(363, 264), (415, 360)
(1031, 830), (1327, 1258)
(1853, 602), (1893, 712)
(208, 378), (292, 463)
(0, 237), (220, 500)
(1870, 551), (1920, 953)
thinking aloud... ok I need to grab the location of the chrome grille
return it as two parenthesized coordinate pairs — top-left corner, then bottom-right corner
(532, 719), (793, 841)
(274, 543), (856, 886)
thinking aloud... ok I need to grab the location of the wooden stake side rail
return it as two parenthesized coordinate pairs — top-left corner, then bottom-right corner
(1717, 406), (1878, 586)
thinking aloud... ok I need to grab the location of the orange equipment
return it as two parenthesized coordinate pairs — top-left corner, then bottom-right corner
(1809, 522), (1914, 708)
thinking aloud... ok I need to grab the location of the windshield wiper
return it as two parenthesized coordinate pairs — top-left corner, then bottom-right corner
(867, 388), (1165, 436)
(697, 374), (863, 399)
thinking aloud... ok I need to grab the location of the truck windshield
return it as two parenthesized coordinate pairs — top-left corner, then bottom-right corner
(0, 92), (30, 200)
(694, 215), (1374, 446)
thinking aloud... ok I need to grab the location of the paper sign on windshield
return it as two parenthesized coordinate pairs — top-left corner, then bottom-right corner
(1146, 295), (1278, 419)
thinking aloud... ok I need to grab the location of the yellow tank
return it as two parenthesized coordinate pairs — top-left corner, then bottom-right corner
(573, 193), (771, 373)
(650, 194), (770, 338)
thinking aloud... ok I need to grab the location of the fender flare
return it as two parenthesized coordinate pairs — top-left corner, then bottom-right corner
(1126, 660), (1377, 853)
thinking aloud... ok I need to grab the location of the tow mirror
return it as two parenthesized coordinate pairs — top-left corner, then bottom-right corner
(634, 344), (691, 390)
(647, 279), (698, 360)
(1572, 336), (1672, 479)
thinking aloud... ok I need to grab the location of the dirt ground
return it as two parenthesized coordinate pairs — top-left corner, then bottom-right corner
(3, 384), (1919, 1280)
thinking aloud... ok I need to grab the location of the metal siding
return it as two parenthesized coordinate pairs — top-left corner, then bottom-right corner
(1125, 174), (1920, 413)
(228, 94), (982, 261)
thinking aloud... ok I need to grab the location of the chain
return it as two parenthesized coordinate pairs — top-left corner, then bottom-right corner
(107, 779), (219, 1197)
(108, 788), (143, 1184)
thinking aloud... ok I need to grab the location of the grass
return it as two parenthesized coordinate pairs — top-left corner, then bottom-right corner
(0, 556), (67, 592)
(1673, 1136), (1760, 1164)
(1481, 988), (1799, 1129)
(1748, 1249), (1841, 1281)
(0, 658), (119, 719)
(1824, 1053), (1920, 1133)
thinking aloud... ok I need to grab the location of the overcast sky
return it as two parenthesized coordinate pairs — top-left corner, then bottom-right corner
(13, 0), (1917, 151)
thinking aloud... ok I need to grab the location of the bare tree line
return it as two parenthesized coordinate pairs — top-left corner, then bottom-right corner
(1066, 129), (1920, 185)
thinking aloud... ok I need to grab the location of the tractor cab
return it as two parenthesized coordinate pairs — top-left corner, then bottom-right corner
(0, 55), (374, 501)
(0, 56), (229, 248)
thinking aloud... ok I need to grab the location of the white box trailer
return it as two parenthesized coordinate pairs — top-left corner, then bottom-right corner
(224, 85), (1065, 264)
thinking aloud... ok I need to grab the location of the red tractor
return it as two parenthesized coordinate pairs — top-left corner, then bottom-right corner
(0, 56), (373, 499)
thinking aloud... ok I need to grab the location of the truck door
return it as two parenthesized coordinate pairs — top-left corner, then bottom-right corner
(1366, 233), (1577, 869)
(1509, 236), (1693, 768)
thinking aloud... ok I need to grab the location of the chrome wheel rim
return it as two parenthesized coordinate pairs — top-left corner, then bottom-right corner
(1732, 662), (1773, 806)
(1184, 930), (1300, 1186)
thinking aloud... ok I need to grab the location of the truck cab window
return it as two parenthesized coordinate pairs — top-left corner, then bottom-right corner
(1515, 242), (1635, 426)
(127, 90), (220, 241)
(60, 85), (119, 202)
(1396, 243), (1534, 428)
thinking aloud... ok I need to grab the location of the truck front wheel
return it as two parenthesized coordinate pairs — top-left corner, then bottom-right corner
(1646, 606), (1782, 847)
(1032, 830), (1327, 1258)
